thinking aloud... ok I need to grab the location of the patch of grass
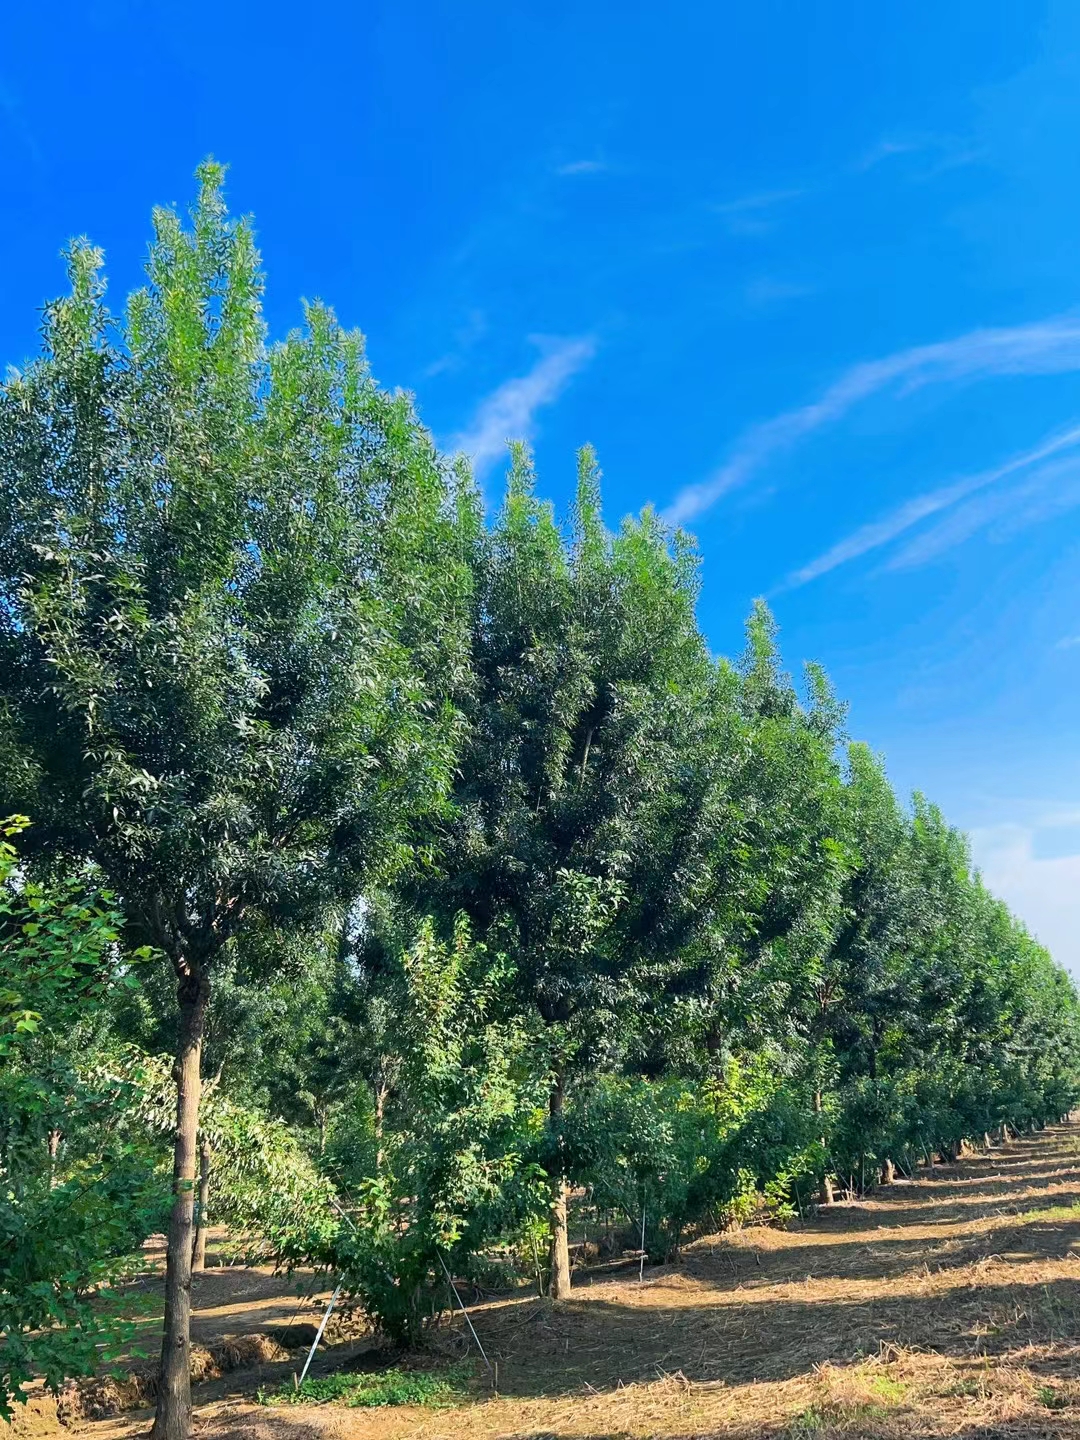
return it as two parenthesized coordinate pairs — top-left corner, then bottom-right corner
(786, 1401), (890, 1436)
(865, 1375), (907, 1403)
(787, 1410), (828, 1438)
(1017, 1202), (1080, 1223)
(1037, 1383), (1080, 1410)
(259, 1365), (465, 1409)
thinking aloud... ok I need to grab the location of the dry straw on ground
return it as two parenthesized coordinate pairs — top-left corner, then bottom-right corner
(11, 1124), (1080, 1440)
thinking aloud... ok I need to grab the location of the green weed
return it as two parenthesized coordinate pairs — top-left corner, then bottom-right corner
(786, 1401), (890, 1436)
(866, 1374), (908, 1402)
(259, 1365), (465, 1409)
(1037, 1384), (1078, 1410)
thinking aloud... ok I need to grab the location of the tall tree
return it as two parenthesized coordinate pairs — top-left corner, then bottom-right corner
(0, 167), (468, 1439)
(677, 607), (850, 1075)
(416, 445), (712, 1295)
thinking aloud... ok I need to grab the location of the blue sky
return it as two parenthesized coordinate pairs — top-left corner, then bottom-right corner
(5, 2), (1080, 969)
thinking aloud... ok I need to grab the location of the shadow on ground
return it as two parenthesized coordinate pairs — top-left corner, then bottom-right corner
(52, 1123), (1080, 1440)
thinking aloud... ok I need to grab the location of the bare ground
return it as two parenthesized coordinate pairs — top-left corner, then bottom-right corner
(16, 1122), (1080, 1439)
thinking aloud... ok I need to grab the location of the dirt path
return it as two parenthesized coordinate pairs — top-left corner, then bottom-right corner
(32, 1123), (1080, 1439)
(128, 1238), (340, 1350)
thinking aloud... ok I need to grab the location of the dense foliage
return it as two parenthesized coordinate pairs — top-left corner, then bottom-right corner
(0, 819), (163, 1420)
(2, 170), (1078, 1437)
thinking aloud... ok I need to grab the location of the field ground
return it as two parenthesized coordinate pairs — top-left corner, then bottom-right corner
(15, 1122), (1080, 1439)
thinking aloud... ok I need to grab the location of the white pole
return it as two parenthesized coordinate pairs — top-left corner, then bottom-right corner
(298, 1279), (343, 1386)
(639, 1192), (647, 1282)
(437, 1251), (494, 1380)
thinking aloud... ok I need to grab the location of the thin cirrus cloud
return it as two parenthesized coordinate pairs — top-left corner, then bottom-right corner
(555, 159), (608, 177)
(852, 132), (980, 175)
(662, 314), (1080, 528)
(744, 276), (814, 307)
(784, 423), (1080, 588)
(709, 187), (806, 237)
(447, 335), (597, 480)
(708, 133), (974, 240)
(886, 452), (1080, 571)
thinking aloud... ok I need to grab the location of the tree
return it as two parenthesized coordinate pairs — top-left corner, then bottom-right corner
(329, 914), (543, 1343)
(414, 445), (712, 1295)
(0, 818), (162, 1419)
(0, 167), (468, 1439)
(663, 607), (849, 1077)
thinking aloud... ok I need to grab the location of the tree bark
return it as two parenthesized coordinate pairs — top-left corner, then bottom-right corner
(191, 1137), (211, 1274)
(47, 1128), (61, 1190)
(812, 1090), (832, 1205)
(881, 1157), (895, 1185)
(152, 965), (209, 1440)
(374, 1080), (388, 1174)
(548, 1070), (572, 1299)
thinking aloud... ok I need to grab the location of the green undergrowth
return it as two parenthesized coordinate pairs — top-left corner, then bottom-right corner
(786, 1401), (892, 1436)
(259, 1365), (467, 1409)
(1017, 1200), (1080, 1223)
(1037, 1383), (1080, 1410)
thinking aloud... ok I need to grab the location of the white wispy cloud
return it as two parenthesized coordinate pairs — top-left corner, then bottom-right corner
(707, 134), (974, 244)
(854, 137), (928, 171)
(662, 315), (1080, 527)
(784, 479), (987, 589)
(744, 277), (814, 307)
(887, 454), (1080, 569)
(711, 187), (807, 215)
(709, 187), (806, 237)
(853, 132), (983, 177)
(970, 819), (1080, 977)
(448, 336), (597, 478)
(555, 159), (608, 177)
(784, 423), (1080, 587)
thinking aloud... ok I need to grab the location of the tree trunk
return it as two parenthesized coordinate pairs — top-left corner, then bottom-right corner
(152, 965), (209, 1440)
(881, 1157), (895, 1185)
(47, 1128), (61, 1190)
(812, 1089), (832, 1205)
(374, 1081), (388, 1174)
(191, 1137), (211, 1274)
(548, 1070), (572, 1299)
